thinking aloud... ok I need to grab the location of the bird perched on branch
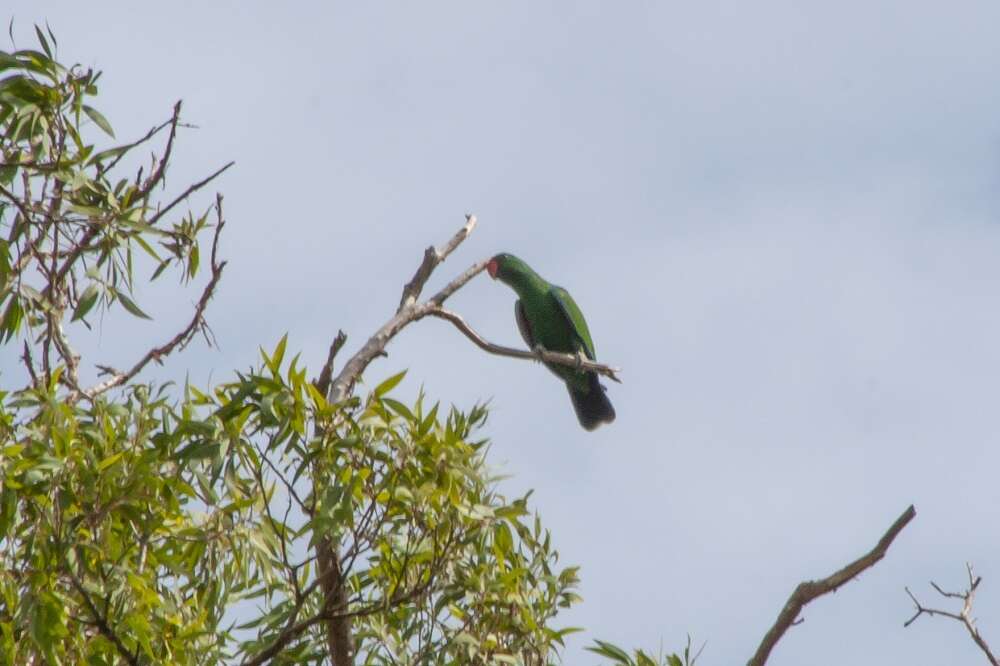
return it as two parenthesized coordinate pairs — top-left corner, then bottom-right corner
(486, 253), (615, 430)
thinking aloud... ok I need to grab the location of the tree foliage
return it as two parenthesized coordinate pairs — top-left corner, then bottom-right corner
(0, 31), (586, 665)
(1, 24), (935, 666)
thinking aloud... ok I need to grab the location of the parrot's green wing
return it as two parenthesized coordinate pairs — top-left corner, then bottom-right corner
(550, 286), (596, 360)
(514, 300), (536, 349)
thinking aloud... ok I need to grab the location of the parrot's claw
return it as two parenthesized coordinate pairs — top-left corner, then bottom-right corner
(574, 350), (587, 370)
(532, 344), (547, 361)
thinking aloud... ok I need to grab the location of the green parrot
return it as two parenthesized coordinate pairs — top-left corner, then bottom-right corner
(486, 253), (616, 431)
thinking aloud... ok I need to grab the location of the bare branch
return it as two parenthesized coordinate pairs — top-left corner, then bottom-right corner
(146, 160), (234, 227)
(397, 214), (477, 312)
(427, 258), (489, 307)
(328, 218), (481, 404)
(135, 100), (182, 198)
(904, 563), (998, 666)
(314, 330), (348, 398)
(748, 504), (916, 666)
(101, 105), (182, 175)
(79, 197), (228, 401)
(426, 306), (622, 383)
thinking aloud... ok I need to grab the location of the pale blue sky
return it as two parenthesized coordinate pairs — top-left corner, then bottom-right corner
(6, 2), (1000, 663)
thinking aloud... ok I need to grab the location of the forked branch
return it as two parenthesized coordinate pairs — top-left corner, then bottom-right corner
(328, 214), (624, 403)
(328, 215), (486, 404)
(904, 563), (998, 666)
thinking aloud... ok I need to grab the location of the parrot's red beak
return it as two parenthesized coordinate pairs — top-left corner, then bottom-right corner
(486, 258), (499, 279)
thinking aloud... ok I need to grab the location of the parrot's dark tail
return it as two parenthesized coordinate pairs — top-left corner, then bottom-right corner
(569, 372), (616, 431)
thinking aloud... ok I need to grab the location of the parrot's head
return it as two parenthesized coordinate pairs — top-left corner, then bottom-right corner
(487, 253), (527, 283)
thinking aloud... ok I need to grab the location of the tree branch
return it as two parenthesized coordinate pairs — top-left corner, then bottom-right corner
(747, 504), (916, 666)
(314, 330), (348, 398)
(904, 563), (998, 666)
(66, 564), (139, 666)
(397, 214), (476, 313)
(426, 306), (622, 382)
(313, 214), (624, 664)
(328, 217), (481, 404)
(317, 538), (353, 665)
(145, 160), (234, 228)
(78, 195), (228, 401)
(100, 104), (183, 175)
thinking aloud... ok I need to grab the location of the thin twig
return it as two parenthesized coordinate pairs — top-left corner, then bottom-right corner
(904, 563), (998, 666)
(397, 214), (476, 312)
(146, 160), (234, 227)
(101, 107), (181, 175)
(747, 504), (916, 666)
(328, 218), (481, 404)
(21, 340), (38, 387)
(426, 306), (623, 383)
(79, 198), (228, 401)
(135, 100), (182, 199)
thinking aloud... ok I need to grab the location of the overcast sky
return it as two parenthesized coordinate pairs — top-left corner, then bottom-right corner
(6, 2), (1000, 664)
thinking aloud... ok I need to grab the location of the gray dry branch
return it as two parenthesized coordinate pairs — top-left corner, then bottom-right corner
(427, 306), (622, 383)
(312, 214), (622, 665)
(904, 563), (999, 666)
(747, 504), (916, 666)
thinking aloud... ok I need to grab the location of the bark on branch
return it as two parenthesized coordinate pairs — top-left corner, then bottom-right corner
(747, 504), (916, 666)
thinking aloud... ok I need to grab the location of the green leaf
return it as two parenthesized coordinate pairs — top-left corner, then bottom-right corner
(71, 283), (100, 321)
(33, 25), (52, 59)
(374, 370), (406, 398)
(113, 288), (151, 319)
(0, 52), (19, 73)
(88, 144), (130, 164)
(634, 654), (656, 666)
(150, 259), (171, 281)
(587, 640), (634, 664)
(82, 104), (115, 138)
(96, 451), (124, 471)
(271, 334), (287, 372)
(382, 397), (414, 422)
(0, 297), (22, 342)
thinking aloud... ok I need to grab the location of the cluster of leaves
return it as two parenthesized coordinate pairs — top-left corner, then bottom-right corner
(0, 29), (217, 370)
(587, 636), (701, 666)
(0, 29), (592, 666)
(0, 378), (240, 663)
(209, 344), (582, 664)
(0, 337), (582, 664)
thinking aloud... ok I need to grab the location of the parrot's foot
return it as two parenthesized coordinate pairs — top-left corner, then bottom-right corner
(532, 344), (548, 361)
(574, 350), (587, 370)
